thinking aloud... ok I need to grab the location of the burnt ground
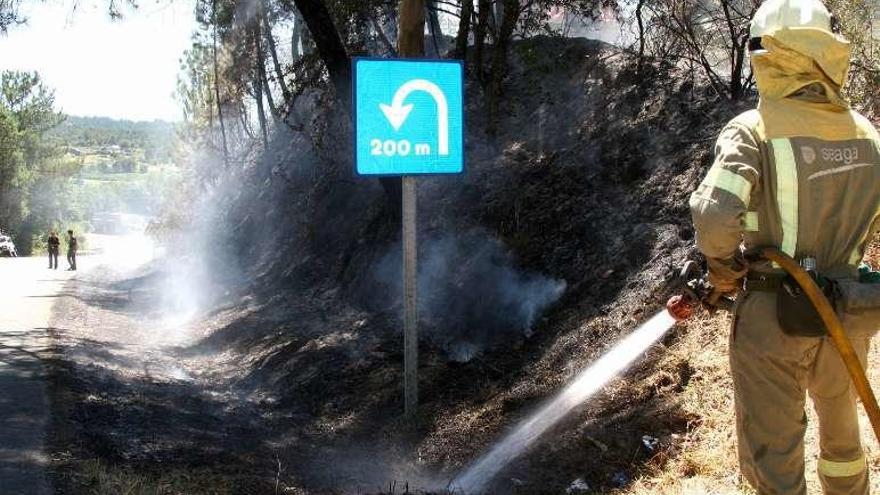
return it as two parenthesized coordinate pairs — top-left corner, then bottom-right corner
(43, 38), (767, 494)
(45, 262), (278, 493)
(45, 248), (703, 495)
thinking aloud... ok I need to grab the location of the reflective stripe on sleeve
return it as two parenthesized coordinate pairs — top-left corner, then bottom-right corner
(818, 455), (866, 478)
(704, 167), (752, 205)
(744, 211), (760, 232)
(773, 138), (798, 257)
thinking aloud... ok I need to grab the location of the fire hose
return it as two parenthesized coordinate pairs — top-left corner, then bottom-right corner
(667, 246), (880, 443)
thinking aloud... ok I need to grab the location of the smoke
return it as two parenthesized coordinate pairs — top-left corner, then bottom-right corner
(125, 143), (250, 348)
(375, 229), (566, 361)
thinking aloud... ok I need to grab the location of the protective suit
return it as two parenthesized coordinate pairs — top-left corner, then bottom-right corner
(689, 0), (880, 492)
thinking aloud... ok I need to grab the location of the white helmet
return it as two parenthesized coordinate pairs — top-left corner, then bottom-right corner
(749, 0), (838, 52)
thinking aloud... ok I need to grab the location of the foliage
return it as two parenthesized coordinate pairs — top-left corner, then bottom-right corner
(629, 0), (879, 110)
(0, 71), (69, 253)
(177, 0), (619, 155)
(633, 0), (757, 100)
(827, 0), (880, 117)
(0, 0), (22, 31)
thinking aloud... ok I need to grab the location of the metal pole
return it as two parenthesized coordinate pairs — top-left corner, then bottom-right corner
(397, 0), (425, 418)
(402, 176), (418, 418)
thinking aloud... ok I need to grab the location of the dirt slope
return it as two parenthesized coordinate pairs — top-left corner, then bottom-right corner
(195, 36), (756, 492)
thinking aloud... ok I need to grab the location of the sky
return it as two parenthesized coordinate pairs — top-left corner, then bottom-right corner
(0, 0), (197, 122)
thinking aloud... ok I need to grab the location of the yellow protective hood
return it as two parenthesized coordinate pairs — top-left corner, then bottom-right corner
(752, 26), (852, 108)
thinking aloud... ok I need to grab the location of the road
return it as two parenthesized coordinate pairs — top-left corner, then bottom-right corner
(0, 255), (75, 495)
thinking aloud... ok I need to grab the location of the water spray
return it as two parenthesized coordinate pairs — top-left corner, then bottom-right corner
(451, 260), (731, 493)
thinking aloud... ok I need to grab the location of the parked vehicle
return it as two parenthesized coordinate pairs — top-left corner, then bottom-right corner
(0, 233), (17, 257)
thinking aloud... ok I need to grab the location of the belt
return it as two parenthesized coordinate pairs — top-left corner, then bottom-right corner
(743, 273), (786, 292)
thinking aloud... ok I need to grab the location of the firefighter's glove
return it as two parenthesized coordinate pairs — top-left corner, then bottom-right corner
(707, 256), (748, 297)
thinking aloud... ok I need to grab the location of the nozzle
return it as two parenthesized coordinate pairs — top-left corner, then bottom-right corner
(666, 294), (694, 321)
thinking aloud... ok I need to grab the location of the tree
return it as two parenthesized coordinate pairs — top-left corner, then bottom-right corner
(212, 0), (230, 167)
(0, 104), (24, 231)
(827, 0), (880, 118)
(636, 0), (757, 100)
(426, 0), (446, 56)
(1, 72), (65, 166)
(260, 0), (291, 102)
(473, 0), (491, 78)
(454, 0), (474, 60)
(291, 0), (353, 103)
(0, 71), (66, 250)
(487, 0), (522, 134)
(252, 18), (271, 146)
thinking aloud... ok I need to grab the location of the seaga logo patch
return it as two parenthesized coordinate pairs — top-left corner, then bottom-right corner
(821, 146), (859, 165)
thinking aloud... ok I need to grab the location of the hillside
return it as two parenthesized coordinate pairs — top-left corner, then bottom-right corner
(59, 37), (757, 492)
(212, 36), (744, 492)
(48, 115), (176, 163)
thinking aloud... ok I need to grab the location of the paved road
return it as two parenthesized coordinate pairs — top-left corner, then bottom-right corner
(0, 256), (74, 495)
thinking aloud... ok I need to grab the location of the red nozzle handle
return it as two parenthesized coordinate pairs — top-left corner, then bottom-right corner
(666, 294), (694, 321)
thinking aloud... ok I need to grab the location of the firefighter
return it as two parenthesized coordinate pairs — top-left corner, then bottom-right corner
(47, 231), (60, 269)
(66, 229), (77, 271)
(689, 0), (880, 493)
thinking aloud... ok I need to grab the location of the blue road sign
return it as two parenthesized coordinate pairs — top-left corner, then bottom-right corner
(354, 58), (464, 176)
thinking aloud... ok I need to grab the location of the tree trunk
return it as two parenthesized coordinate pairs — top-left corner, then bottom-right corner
(454, 0), (473, 61)
(370, 14), (396, 55)
(383, 4), (398, 48)
(291, 9), (303, 59)
(239, 103), (256, 140)
(720, 0), (751, 100)
(253, 24), (270, 148)
(487, 0), (519, 135)
(398, 0), (426, 56)
(474, 0), (490, 79)
(636, 0), (646, 74)
(256, 8), (279, 119)
(212, 0), (230, 168)
(259, 47), (279, 119)
(493, 1), (504, 32)
(292, 0), (351, 104)
(730, 39), (747, 100)
(300, 19), (314, 55)
(260, 0), (291, 104)
(426, 0), (445, 57)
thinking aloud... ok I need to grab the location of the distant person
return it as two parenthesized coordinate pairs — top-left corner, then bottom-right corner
(66, 229), (77, 271)
(47, 231), (60, 269)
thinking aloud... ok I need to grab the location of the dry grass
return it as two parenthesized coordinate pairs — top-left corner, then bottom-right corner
(609, 312), (753, 494)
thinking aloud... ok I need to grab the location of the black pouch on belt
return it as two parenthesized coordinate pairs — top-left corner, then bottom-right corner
(777, 274), (836, 337)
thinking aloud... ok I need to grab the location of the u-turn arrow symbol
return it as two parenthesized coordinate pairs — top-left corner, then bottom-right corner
(379, 79), (449, 156)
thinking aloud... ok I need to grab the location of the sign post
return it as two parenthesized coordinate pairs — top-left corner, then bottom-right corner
(402, 175), (418, 417)
(353, 1), (463, 418)
(394, 0), (424, 421)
